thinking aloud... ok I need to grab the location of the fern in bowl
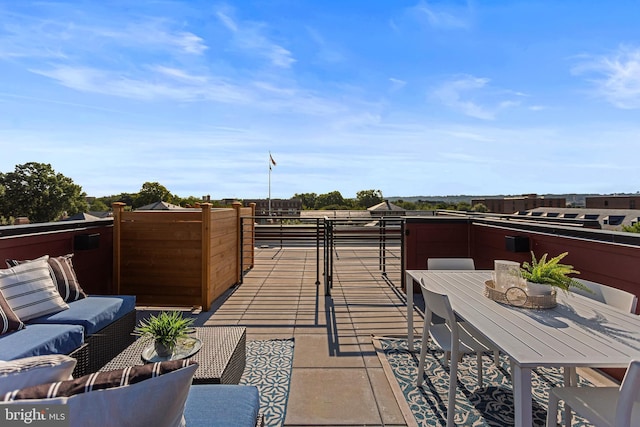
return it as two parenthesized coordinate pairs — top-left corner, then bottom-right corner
(520, 251), (591, 295)
(133, 311), (194, 357)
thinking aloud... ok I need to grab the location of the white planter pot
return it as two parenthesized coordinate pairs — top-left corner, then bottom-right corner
(525, 281), (553, 296)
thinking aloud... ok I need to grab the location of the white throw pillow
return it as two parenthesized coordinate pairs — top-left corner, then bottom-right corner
(0, 355), (76, 394)
(0, 255), (69, 321)
(1, 360), (198, 427)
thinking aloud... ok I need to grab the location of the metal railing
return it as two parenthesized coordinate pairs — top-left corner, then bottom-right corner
(240, 216), (405, 296)
(323, 217), (404, 295)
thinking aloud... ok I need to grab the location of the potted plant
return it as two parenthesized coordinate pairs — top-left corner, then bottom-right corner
(133, 311), (195, 357)
(520, 251), (591, 296)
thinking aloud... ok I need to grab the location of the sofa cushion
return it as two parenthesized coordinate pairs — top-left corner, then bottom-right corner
(0, 256), (69, 321)
(27, 295), (136, 336)
(2, 360), (197, 427)
(7, 254), (87, 302)
(0, 324), (84, 360)
(0, 354), (76, 395)
(184, 384), (261, 427)
(0, 290), (24, 335)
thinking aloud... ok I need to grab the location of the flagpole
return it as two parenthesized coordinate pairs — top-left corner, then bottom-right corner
(268, 155), (272, 217)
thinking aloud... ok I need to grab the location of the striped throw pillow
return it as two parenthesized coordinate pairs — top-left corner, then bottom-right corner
(6, 254), (87, 302)
(0, 355), (76, 394)
(2, 360), (198, 427)
(3, 360), (196, 400)
(0, 256), (69, 321)
(0, 289), (24, 335)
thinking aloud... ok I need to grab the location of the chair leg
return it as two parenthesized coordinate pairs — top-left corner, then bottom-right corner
(417, 317), (430, 387)
(562, 367), (576, 427)
(476, 352), (483, 387)
(447, 348), (459, 427)
(545, 389), (560, 427)
(493, 350), (500, 366)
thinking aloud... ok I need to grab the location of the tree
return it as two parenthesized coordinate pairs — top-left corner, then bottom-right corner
(456, 201), (472, 211)
(471, 203), (488, 213)
(356, 189), (383, 209)
(89, 199), (109, 212)
(0, 162), (88, 223)
(622, 222), (640, 233)
(315, 191), (346, 209)
(293, 193), (317, 210)
(133, 182), (175, 209)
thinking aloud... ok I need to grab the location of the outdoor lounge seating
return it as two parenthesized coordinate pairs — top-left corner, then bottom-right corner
(546, 359), (640, 427)
(0, 255), (136, 376)
(1, 355), (263, 427)
(185, 384), (263, 427)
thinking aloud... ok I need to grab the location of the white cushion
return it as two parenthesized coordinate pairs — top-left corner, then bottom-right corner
(0, 355), (76, 394)
(0, 256), (69, 321)
(1, 360), (198, 427)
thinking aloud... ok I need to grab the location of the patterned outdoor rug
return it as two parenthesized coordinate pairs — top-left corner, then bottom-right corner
(373, 336), (592, 427)
(240, 338), (295, 427)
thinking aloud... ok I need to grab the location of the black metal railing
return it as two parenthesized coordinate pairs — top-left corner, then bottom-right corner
(240, 216), (405, 296)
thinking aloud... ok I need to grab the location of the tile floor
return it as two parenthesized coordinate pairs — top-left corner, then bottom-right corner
(197, 245), (409, 426)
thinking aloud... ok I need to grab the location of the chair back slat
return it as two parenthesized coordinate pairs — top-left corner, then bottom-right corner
(574, 279), (638, 313)
(615, 359), (640, 427)
(427, 258), (475, 270)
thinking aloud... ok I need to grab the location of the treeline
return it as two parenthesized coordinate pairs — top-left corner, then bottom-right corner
(0, 162), (486, 225)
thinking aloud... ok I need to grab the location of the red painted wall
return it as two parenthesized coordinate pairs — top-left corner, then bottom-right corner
(0, 222), (114, 295)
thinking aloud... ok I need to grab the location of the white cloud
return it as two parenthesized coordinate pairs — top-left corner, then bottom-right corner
(389, 78), (407, 92)
(409, 0), (470, 30)
(433, 76), (495, 120)
(572, 45), (640, 109)
(433, 75), (521, 120)
(215, 8), (295, 69)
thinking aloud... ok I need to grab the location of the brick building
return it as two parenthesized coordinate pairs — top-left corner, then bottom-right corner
(586, 195), (640, 210)
(471, 194), (566, 214)
(243, 198), (302, 216)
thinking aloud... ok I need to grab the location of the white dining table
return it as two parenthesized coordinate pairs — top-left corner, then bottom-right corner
(405, 269), (640, 427)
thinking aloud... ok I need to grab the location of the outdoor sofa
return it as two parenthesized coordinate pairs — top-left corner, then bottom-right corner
(0, 254), (136, 377)
(1, 357), (263, 427)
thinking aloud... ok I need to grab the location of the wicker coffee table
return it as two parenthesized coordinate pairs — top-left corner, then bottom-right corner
(100, 326), (246, 384)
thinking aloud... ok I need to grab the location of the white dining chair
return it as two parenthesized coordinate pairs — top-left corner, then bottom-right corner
(572, 278), (638, 314)
(417, 283), (493, 427)
(427, 258), (475, 270)
(546, 359), (640, 427)
(426, 258), (501, 366)
(561, 279), (638, 425)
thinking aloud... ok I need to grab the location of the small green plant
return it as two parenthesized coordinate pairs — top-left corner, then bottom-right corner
(520, 252), (591, 294)
(133, 311), (194, 350)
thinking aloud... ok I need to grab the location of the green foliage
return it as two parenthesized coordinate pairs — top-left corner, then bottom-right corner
(314, 191), (346, 209)
(622, 222), (640, 233)
(133, 311), (194, 348)
(133, 182), (177, 208)
(471, 203), (488, 212)
(0, 162), (88, 223)
(356, 189), (383, 208)
(456, 201), (471, 211)
(520, 252), (590, 294)
(89, 199), (109, 212)
(294, 192), (317, 209)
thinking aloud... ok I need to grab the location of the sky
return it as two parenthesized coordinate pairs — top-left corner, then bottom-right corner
(1, 1), (639, 200)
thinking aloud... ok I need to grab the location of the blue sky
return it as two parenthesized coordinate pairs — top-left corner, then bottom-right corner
(1, 1), (639, 200)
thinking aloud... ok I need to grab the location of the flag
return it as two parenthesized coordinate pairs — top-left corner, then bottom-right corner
(270, 153), (276, 166)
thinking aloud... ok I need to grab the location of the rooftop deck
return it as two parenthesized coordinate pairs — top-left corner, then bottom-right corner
(192, 245), (409, 426)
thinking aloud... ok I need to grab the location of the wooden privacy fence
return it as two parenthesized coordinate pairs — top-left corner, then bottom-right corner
(112, 202), (255, 310)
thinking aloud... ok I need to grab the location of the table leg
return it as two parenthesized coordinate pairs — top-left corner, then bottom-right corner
(563, 367), (577, 426)
(511, 361), (533, 427)
(406, 272), (414, 352)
